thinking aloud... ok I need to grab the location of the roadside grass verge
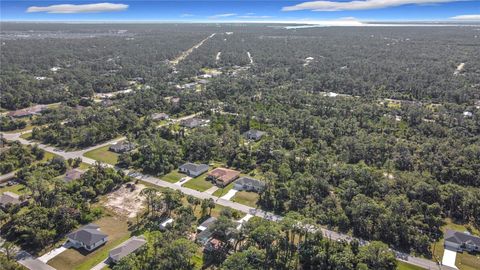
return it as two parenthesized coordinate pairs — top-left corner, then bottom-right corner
(231, 191), (259, 208)
(212, 182), (235, 197)
(84, 145), (119, 165)
(397, 261), (426, 270)
(182, 173), (212, 192)
(162, 170), (186, 183)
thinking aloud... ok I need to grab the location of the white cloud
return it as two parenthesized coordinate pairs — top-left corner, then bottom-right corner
(180, 13), (194, 17)
(209, 13), (237, 19)
(450, 14), (480, 20)
(26, 3), (128, 14)
(237, 15), (273, 19)
(283, 0), (464, 12)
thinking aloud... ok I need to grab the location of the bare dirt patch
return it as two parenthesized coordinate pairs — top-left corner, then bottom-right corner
(104, 183), (146, 218)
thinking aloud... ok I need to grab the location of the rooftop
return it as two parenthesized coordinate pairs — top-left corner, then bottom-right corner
(109, 236), (147, 262)
(445, 229), (480, 246)
(0, 191), (21, 206)
(67, 224), (107, 246)
(208, 168), (241, 183)
(179, 162), (209, 173)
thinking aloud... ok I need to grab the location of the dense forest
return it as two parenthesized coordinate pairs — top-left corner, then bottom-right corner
(1, 23), (479, 266)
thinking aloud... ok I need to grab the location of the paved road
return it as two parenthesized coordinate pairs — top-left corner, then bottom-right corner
(1, 130), (450, 270)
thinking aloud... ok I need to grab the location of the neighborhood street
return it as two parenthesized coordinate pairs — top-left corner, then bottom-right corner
(1, 129), (453, 270)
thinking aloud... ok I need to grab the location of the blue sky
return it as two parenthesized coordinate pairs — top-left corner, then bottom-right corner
(1, 1), (479, 22)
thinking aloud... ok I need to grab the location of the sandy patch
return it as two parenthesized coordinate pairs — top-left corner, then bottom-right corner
(104, 183), (146, 218)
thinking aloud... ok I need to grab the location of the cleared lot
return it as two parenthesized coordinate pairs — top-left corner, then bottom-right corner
(83, 145), (119, 165)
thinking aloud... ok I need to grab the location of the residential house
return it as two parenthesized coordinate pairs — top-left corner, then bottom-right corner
(109, 236), (147, 263)
(7, 105), (46, 118)
(63, 168), (84, 183)
(243, 129), (266, 141)
(0, 192), (27, 210)
(151, 112), (169, 121)
(234, 177), (266, 192)
(444, 230), (480, 252)
(180, 118), (209, 129)
(207, 168), (240, 187)
(109, 141), (135, 153)
(67, 224), (108, 251)
(196, 217), (217, 245)
(197, 217), (217, 232)
(178, 162), (209, 177)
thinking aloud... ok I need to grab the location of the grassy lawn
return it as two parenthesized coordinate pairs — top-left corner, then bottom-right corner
(84, 145), (119, 165)
(48, 214), (131, 270)
(431, 218), (480, 270)
(0, 183), (28, 195)
(232, 191), (259, 208)
(20, 132), (32, 140)
(3, 123), (34, 134)
(41, 151), (58, 162)
(78, 162), (91, 170)
(182, 173), (213, 192)
(397, 261), (426, 270)
(162, 170), (186, 183)
(212, 182), (235, 197)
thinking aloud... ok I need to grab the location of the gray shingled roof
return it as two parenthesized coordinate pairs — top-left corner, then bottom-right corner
(236, 177), (266, 189)
(198, 217), (217, 230)
(0, 192), (21, 206)
(109, 236), (147, 261)
(67, 224), (107, 246)
(445, 229), (480, 246)
(244, 129), (266, 139)
(179, 163), (209, 174)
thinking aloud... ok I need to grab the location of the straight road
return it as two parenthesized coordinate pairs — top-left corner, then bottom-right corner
(1, 130), (450, 270)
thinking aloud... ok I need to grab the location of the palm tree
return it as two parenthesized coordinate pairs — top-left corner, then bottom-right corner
(140, 187), (158, 216)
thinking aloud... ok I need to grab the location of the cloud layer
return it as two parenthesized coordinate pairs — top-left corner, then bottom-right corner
(209, 13), (237, 19)
(450, 14), (480, 20)
(283, 0), (463, 11)
(27, 3), (128, 14)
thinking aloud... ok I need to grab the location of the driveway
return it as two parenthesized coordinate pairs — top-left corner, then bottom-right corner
(442, 248), (458, 269)
(38, 242), (71, 263)
(220, 188), (239, 200)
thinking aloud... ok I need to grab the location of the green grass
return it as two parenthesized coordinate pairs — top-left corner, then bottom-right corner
(232, 191), (259, 208)
(78, 163), (91, 170)
(397, 261), (426, 270)
(41, 151), (58, 162)
(182, 173), (213, 192)
(48, 214), (131, 270)
(0, 183), (27, 195)
(84, 145), (119, 165)
(20, 132), (32, 140)
(162, 170), (186, 183)
(213, 182), (235, 197)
